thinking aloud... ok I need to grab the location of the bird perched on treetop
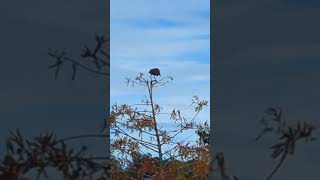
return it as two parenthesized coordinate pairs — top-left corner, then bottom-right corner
(149, 68), (161, 76)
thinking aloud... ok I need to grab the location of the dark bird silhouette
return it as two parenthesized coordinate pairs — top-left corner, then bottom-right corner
(149, 68), (160, 76)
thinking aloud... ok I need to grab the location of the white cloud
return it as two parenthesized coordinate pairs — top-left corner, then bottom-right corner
(111, 0), (209, 22)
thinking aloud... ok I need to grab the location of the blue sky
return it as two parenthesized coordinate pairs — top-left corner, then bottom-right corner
(110, 0), (210, 155)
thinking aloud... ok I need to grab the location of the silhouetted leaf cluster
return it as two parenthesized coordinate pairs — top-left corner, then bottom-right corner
(0, 129), (110, 180)
(48, 34), (109, 80)
(196, 121), (210, 146)
(256, 107), (317, 180)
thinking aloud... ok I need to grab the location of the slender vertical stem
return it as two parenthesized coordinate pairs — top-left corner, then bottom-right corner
(147, 76), (163, 163)
(265, 151), (288, 180)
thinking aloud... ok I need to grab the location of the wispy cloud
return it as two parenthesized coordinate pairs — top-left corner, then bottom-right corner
(113, 18), (186, 29)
